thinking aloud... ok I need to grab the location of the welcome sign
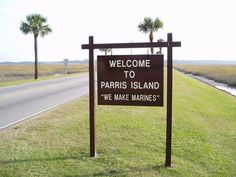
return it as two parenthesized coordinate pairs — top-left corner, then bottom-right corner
(82, 34), (181, 166)
(97, 55), (164, 106)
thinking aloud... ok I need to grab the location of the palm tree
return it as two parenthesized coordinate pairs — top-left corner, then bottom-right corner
(20, 14), (52, 79)
(99, 48), (112, 55)
(138, 17), (163, 54)
(157, 38), (164, 54)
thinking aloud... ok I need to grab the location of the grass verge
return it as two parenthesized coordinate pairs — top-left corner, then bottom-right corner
(0, 73), (88, 87)
(174, 64), (236, 87)
(0, 70), (236, 177)
(0, 63), (88, 87)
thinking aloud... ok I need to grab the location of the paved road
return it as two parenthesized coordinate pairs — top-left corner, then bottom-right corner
(0, 74), (89, 129)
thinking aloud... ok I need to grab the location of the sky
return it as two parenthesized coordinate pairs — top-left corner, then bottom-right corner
(0, 0), (236, 62)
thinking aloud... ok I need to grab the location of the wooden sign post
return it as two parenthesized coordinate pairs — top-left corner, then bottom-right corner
(82, 33), (181, 167)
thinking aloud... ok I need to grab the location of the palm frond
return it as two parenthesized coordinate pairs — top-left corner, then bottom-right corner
(157, 38), (164, 42)
(99, 48), (111, 52)
(40, 25), (52, 37)
(19, 22), (31, 34)
(20, 14), (52, 37)
(138, 17), (153, 33)
(138, 23), (148, 33)
(153, 18), (163, 32)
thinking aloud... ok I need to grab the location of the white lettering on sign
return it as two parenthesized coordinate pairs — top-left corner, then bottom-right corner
(131, 82), (160, 89)
(124, 70), (135, 78)
(114, 94), (129, 101)
(97, 55), (164, 106)
(109, 59), (150, 68)
(101, 94), (112, 100)
(101, 81), (127, 89)
(131, 94), (159, 101)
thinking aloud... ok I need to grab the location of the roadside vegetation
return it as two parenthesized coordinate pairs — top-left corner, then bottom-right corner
(175, 64), (236, 87)
(0, 63), (88, 86)
(20, 14), (52, 80)
(0, 71), (235, 177)
(138, 17), (163, 54)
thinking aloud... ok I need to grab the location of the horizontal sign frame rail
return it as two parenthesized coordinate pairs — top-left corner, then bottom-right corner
(82, 41), (181, 49)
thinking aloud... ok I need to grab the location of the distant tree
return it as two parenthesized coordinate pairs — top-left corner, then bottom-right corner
(20, 14), (52, 79)
(157, 38), (164, 54)
(99, 48), (112, 55)
(138, 17), (163, 54)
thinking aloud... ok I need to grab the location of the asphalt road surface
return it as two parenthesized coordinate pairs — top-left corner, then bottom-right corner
(0, 74), (89, 129)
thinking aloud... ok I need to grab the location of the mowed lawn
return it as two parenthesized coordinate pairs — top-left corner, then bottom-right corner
(0, 70), (235, 177)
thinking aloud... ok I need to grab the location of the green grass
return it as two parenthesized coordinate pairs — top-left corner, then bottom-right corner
(0, 70), (236, 177)
(174, 64), (236, 87)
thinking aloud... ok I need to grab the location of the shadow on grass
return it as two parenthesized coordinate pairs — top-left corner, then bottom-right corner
(0, 156), (82, 164)
(0, 156), (166, 176)
(71, 165), (165, 177)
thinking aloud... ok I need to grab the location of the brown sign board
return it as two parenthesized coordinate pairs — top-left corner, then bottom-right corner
(97, 55), (164, 106)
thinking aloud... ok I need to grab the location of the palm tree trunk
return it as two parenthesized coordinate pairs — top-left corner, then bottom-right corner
(149, 31), (154, 54)
(34, 35), (38, 80)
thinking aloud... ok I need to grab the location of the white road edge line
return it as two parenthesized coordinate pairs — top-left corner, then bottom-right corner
(0, 93), (88, 130)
